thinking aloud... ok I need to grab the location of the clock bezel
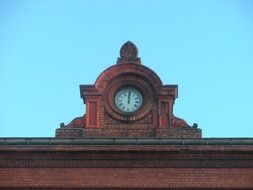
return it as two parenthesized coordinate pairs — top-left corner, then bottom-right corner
(104, 75), (153, 122)
(114, 87), (144, 114)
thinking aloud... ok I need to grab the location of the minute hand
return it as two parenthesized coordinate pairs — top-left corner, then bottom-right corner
(128, 91), (131, 104)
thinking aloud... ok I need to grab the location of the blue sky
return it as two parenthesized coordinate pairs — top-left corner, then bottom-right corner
(0, 0), (253, 137)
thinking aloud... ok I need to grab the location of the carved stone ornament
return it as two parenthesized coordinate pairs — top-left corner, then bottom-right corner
(117, 41), (141, 64)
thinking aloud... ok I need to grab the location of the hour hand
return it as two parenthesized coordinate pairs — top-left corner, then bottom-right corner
(128, 91), (131, 104)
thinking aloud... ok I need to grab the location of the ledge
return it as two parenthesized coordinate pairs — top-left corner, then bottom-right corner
(0, 137), (253, 146)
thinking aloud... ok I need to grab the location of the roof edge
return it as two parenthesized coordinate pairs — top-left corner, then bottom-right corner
(0, 137), (253, 146)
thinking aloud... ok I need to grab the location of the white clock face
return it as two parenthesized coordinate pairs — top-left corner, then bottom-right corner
(115, 88), (143, 113)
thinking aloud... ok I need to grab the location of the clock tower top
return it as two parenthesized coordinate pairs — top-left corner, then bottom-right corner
(56, 41), (201, 138)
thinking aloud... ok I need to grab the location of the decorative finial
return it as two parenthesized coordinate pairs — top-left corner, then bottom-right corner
(117, 41), (141, 64)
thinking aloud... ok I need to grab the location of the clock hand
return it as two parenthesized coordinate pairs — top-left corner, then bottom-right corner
(128, 91), (131, 104)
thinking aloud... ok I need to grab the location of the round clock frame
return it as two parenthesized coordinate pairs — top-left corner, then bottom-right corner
(104, 75), (154, 122)
(114, 87), (143, 114)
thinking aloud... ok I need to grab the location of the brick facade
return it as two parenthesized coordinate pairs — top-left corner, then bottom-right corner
(1, 42), (252, 189)
(0, 168), (252, 189)
(56, 41), (201, 138)
(0, 138), (253, 189)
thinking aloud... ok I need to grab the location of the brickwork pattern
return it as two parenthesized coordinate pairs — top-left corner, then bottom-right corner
(0, 168), (252, 189)
(0, 142), (253, 189)
(56, 127), (201, 138)
(55, 128), (83, 138)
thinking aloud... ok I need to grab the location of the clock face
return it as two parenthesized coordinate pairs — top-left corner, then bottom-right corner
(115, 88), (143, 113)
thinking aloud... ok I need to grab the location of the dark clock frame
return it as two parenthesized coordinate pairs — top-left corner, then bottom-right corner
(104, 74), (154, 122)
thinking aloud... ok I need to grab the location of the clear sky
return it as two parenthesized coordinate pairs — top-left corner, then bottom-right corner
(0, 0), (253, 137)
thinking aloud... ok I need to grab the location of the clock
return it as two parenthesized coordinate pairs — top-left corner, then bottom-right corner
(115, 88), (143, 113)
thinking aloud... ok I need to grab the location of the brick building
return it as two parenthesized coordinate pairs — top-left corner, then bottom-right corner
(0, 42), (252, 189)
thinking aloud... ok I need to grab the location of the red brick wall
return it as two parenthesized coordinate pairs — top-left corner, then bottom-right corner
(56, 127), (201, 138)
(1, 142), (252, 189)
(0, 168), (252, 189)
(72, 62), (202, 139)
